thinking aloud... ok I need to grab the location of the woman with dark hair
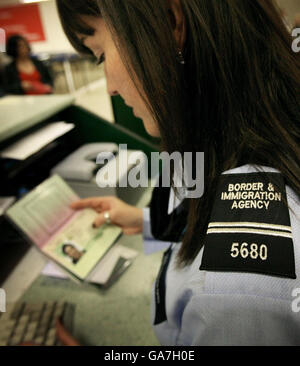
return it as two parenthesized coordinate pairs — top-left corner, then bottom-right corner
(62, 242), (86, 264)
(58, 0), (300, 345)
(3, 34), (53, 95)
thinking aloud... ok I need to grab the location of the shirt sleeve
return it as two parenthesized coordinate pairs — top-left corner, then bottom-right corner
(175, 293), (300, 346)
(142, 207), (153, 239)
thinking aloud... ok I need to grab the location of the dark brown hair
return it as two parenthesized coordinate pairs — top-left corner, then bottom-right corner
(6, 34), (31, 59)
(57, 0), (300, 267)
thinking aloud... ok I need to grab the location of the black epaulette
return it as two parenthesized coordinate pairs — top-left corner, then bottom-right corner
(200, 172), (296, 279)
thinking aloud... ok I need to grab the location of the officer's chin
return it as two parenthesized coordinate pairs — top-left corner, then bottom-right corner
(142, 118), (161, 138)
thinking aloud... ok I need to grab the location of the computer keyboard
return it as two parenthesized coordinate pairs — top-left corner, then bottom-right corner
(0, 301), (75, 346)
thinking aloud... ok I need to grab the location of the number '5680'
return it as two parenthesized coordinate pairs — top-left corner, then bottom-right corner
(231, 242), (268, 261)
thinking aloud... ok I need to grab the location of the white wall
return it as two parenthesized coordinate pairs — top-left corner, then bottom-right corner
(31, 0), (74, 54)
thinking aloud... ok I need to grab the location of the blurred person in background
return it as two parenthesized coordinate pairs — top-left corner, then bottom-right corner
(3, 34), (53, 95)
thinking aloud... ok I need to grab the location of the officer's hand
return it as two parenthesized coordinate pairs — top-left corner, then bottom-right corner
(70, 197), (143, 235)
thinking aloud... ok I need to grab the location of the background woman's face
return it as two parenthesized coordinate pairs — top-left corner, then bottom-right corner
(17, 39), (30, 59)
(79, 16), (161, 138)
(64, 245), (82, 260)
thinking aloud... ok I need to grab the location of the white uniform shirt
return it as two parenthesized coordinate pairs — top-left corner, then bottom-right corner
(142, 164), (300, 346)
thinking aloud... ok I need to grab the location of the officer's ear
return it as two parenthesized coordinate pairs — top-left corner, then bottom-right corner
(167, 0), (186, 50)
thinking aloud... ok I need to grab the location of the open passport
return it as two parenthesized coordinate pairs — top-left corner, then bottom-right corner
(5, 175), (122, 282)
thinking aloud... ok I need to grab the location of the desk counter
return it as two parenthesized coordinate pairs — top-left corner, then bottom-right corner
(0, 95), (75, 143)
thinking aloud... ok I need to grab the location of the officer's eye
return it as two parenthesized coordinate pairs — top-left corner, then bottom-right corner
(96, 53), (105, 66)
